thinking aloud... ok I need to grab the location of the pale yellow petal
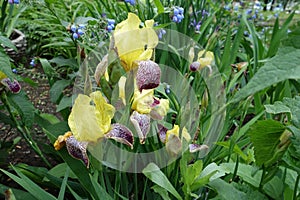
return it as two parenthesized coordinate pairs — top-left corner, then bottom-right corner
(68, 94), (105, 142)
(131, 89), (154, 114)
(197, 50), (214, 68)
(118, 76), (127, 105)
(114, 13), (158, 71)
(145, 20), (154, 28)
(90, 91), (115, 134)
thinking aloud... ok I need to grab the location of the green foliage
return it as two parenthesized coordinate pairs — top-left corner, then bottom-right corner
(1, 0), (300, 199)
(143, 163), (182, 200)
(247, 120), (287, 167)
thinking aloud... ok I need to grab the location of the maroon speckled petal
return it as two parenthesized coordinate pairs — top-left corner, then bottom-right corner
(1, 78), (21, 93)
(105, 123), (134, 149)
(189, 144), (209, 153)
(130, 111), (150, 144)
(136, 60), (161, 91)
(65, 136), (89, 167)
(157, 123), (168, 143)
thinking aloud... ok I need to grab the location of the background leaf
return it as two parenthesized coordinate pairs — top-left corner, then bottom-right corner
(247, 120), (286, 166)
(142, 163), (182, 200)
(231, 47), (300, 103)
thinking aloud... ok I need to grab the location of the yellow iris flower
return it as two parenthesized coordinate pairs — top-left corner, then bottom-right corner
(197, 50), (214, 69)
(166, 125), (191, 143)
(68, 91), (115, 142)
(165, 125), (191, 156)
(114, 13), (158, 71)
(131, 88), (154, 114)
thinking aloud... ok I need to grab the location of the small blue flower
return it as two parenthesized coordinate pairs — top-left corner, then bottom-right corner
(73, 32), (79, 39)
(12, 69), (18, 74)
(158, 29), (166, 39)
(107, 18), (116, 33)
(124, 0), (136, 6)
(172, 6), (184, 23)
(77, 29), (84, 35)
(9, 0), (19, 4)
(30, 59), (36, 67)
(78, 24), (85, 29)
(71, 25), (77, 33)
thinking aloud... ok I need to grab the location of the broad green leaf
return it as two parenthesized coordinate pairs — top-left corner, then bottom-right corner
(247, 120), (286, 167)
(282, 96), (300, 127)
(142, 163), (182, 200)
(0, 55), (14, 78)
(47, 163), (77, 179)
(199, 162), (228, 181)
(0, 166), (57, 200)
(209, 178), (247, 199)
(49, 57), (78, 69)
(50, 79), (71, 103)
(154, 0), (164, 14)
(263, 176), (284, 200)
(0, 35), (17, 51)
(152, 185), (171, 200)
(231, 47), (300, 103)
(232, 182), (268, 200)
(221, 163), (262, 187)
(7, 91), (35, 127)
(56, 96), (72, 112)
(39, 58), (58, 81)
(39, 113), (60, 124)
(264, 101), (291, 114)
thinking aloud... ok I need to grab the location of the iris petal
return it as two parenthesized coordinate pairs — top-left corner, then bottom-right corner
(136, 60), (161, 91)
(105, 123), (134, 149)
(189, 144), (209, 153)
(68, 91), (115, 142)
(114, 13), (158, 71)
(130, 111), (150, 144)
(66, 136), (89, 167)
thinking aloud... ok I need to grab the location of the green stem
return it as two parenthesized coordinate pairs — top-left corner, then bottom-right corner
(0, 91), (51, 167)
(293, 174), (300, 200)
(259, 165), (266, 191)
(232, 155), (239, 182)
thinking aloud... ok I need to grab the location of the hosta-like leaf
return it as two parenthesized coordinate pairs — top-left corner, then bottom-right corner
(247, 120), (287, 167)
(231, 47), (300, 103)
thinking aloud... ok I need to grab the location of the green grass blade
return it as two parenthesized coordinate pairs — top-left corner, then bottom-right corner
(0, 167), (57, 200)
(57, 167), (70, 200)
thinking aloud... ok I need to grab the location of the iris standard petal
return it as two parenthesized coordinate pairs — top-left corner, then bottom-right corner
(197, 50), (214, 68)
(130, 111), (151, 144)
(131, 89), (154, 114)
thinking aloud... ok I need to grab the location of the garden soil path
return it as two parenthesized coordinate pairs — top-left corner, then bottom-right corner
(0, 64), (59, 170)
